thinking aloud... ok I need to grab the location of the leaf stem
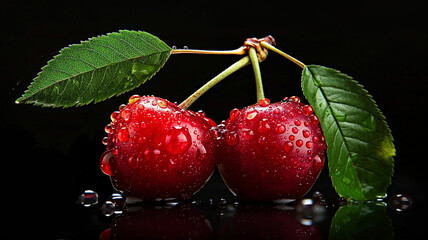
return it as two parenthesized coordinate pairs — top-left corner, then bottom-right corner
(171, 47), (246, 56)
(178, 56), (251, 109)
(248, 47), (265, 101)
(260, 42), (306, 69)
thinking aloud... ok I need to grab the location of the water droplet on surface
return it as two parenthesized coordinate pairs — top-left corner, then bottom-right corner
(242, 129), (255, 140)
(292, 127), (299, 134)
(158, 99), (167, 108)
(310, 115), (319, 125)
(128, 94), (140, 104)
(258, 98), (270, 107)
(296, 139), (303, 147)
(104, 124), (112, 134)
(302, 105), (314, 116)
(289, 135), (295, 140)
(388, 194), (413, 212)
(100, 151), (113, 176)
(229, 108), (240, 121)
(102, 137), (108, 145)
(183, 45), (189, 49)
(284, 141), (294, 153)
(306, 141), (313, 148)
(118, 127), (129, 142)
(225, 132), (239, 146)
(172, 45), (177, 49)
(294, 120), (301, 126)
(108, 193), (125, 213)
(164, 126), (192, 154)
(144, 147), (161, 160)
(128, 156), (141, 169)
(303, 130), (311, 138)
(110, 111), (120, 122)
(121, 108), (132, 122)
(275, 124), (286, 134)
(312, 155), (323, 172)
(78, 190), (99, 207)
(296, 198), (326, 225)
(246, 110), (258, 120)
(258, 119), (271, 133)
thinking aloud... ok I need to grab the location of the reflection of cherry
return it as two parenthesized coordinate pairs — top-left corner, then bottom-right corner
(219, 204), (322, 239)
(103, 204), (215, 240)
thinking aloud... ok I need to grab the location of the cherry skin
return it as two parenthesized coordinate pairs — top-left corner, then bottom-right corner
(218, 97), (326, 201)
(101, 95), (217, 201)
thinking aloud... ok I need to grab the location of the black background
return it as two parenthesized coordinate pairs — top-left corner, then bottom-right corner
(2, 0), (426, 238)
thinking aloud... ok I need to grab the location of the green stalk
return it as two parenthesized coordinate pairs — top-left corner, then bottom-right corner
(260, 42), (306, 69)
(178, 56), (251, 109)
(248, 47), (265, 101)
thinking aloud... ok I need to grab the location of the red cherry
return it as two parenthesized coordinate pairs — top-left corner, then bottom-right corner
(102, 95), (217, 201)
(218, 98), (326, 201)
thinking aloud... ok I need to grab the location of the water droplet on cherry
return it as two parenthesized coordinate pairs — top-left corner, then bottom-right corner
(296, 139), (303, 147)
(302, 105), (314, 116)
(292, 127), (299, 134)
(128, 94), (140, 104)
(164, 126), (192, 155)
(310, 115), (319, 125)
(246, 110), (258, 120)
(121, 108), (131, 122)
(275, 124), (286, 134)
(258, 98), (270, 107)
(312, 155), (323, 172)
(110, 111), (120, 122)
(100, 151), (113, 176)
(117, 127), (129, 142)
(158, 99), (167, 108)
(226, 132), (239, 146)
(294, 120), (301, 126)
(257, 119), (271, 133)
(306, 141), (313, 148)
(229, 108), (240, 121)
(303, 130), (311, 138)
(284, 141), (294, 152)
(104, 124), (112, 134)
(242, 129), (255, 140)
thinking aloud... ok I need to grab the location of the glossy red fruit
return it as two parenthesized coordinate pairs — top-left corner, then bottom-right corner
(218, 97), (326, 201)
(101, 95), (217, 201)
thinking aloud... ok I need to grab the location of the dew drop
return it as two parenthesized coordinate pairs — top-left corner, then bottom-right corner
(303, 130), (311, 138)
(128, 95), (140, 104)
(102, 137), (108, 145)
(242, 129), (255, 140)
(310, 115), (319, 125)
(294, 120), (301, 126)
(302, 105), (314, 116)
(164, 126), (192, 155)
(312, 155), (323, 172)
(304, 121), (310, 127)
(121, 108), (132, 122)
(284, 141), (294, 153)
(128, 156), (141, 169)
(258, 98), (270, 107)
(258, 119), (271, 133)
(117, 127), (129, 142)
(292, 127), (299, 134)
(104, 124), (112, 134)
(110, 111), (120, 122)
(229, 108), (240, 121)
(296, 139), (303, 147)
(306, 141), (313, 148)
(289, 135), (295, 140)
(197, 144), (207, 160)
(144, 147), (161, 161)
(275, 124), (286, 134)
(100, 151), (114, 176)
(158, 99), (167, 108)
(313, 136), (319, 143)
(226, 132), (239, 146)
(246, 110), (258, 120)
(273, 108), (281, 114)
(78, 190), (99, 207)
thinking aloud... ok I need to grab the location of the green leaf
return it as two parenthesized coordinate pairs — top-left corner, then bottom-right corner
(301, 65), (395, 200)
(329, 202), (394, 240)
(16, 30), (171, 107)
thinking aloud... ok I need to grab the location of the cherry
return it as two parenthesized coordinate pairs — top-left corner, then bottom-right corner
(101, 95), (217, 201)
(218, 97), (326, 201)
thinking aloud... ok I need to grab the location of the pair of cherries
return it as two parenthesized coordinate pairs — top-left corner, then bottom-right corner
(100, 95), (326, 202)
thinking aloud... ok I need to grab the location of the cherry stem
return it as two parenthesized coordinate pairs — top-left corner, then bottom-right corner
(178, 56), (251, 109)
(171, 47), (246, 56)
(248, 47), (265, 102)
(260, 42), (306, 69)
